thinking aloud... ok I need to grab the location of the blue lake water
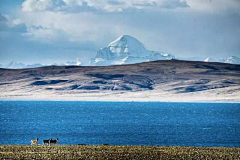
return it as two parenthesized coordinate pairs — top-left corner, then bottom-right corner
(0, 101), (239, 147)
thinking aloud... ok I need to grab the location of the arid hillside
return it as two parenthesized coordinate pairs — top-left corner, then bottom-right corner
(0, 60), (239, 102)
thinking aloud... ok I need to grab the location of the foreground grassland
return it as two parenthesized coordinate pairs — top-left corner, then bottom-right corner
(0, 145), (239, 159)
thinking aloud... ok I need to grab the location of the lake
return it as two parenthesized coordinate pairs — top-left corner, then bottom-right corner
(0, 101), (239, 147)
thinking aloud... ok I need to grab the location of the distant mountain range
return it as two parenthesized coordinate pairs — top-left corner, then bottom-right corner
(204, 56), (240, 64)
(90, 35), (240, 66)
(0, 59), (81, 69)
(0, 35), (239, 69)
(5, 61), (43, 69)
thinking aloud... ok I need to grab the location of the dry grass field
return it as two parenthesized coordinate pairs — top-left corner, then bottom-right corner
(0, 145), (239, 159)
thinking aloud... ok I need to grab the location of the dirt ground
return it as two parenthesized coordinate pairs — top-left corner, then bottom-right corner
(0, 145), (239, 159)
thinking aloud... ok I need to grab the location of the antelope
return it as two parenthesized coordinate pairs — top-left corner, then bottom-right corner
(49, 138), (59, 145)
(30, 138), (38, 145)
(43, 138), (52, 145)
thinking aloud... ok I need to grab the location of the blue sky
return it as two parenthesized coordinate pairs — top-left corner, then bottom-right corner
(0, 0), (239, 65)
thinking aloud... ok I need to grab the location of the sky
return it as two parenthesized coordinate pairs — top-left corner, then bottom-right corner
(0, 0), (239, 65)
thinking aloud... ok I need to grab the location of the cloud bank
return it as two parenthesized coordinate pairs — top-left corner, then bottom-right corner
(20, 0), (240, 13)
(0, 0), (239, 64)
(21, 0), (190, 12)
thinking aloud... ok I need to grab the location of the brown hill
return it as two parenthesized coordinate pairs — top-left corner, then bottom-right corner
(0, 60), (239, 102)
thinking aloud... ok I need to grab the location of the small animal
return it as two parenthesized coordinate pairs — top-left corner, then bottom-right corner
(30, 138), (38, 145)
(49, 138), (59, 144)
(42, 138), (52, 145)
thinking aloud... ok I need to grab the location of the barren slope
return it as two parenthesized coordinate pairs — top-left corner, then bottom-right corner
(0, 60), (239, 102)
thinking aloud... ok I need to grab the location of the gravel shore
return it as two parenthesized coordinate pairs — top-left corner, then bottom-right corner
(0, 145), (239, 159)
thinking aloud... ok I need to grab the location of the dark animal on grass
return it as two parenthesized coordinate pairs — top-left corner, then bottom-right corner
(50, 138), (59, 144)
(30, 138), (38, 145)
(42, 138), (52, 145)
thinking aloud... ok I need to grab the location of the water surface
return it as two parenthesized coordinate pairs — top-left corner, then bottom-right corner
(0, 101), (239, 147)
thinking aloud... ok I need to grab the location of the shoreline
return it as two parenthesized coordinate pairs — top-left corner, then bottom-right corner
(0, 97), (239, 103)
(1, 145), (239, 159)
(1, 94), (240, 103)
(1, 144), (240, 148)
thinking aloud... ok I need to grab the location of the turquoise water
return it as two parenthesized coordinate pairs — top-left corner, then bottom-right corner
(0, 101), (239, 147)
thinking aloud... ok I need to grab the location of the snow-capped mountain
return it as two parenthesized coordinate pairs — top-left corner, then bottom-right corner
(7, 61), (26, 69)
(65, 59), (81, 66)
(90, 35), (175, 66)
(204, 58), (215, 62)
(26, 63), (43, 68)
(4, 61), (43, 69)
(224, 56), (240, 64)
(2, 35), (239, 69)
(204, 56), (240, 64)
(1, 59), (82, 69)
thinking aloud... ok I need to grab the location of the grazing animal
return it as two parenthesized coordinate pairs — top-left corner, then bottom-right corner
(30, 138), (38, 145)
(42, 138), (52, 145)
(49, 138), (59, 144)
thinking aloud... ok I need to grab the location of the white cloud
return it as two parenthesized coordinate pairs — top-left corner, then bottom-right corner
(22, 0), (53, 12)
(0, 14), (27, 33)
(21, 0), (190, 12)
(2, 0), (238, 61)
(185, 0), (240, 14)
(18, 11), (122, 44)
(18, 0), (240, 42)
(21, 0), (240, 14)
(12, 19), (22, 25)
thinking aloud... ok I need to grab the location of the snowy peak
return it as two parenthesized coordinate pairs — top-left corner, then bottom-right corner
(107, 35), (147, 57)
(7, 61), (25, 69)
(66, 58), (81, 66)
(96, 35), (150, 60)
(92, 35), (175, 66)
(1, 59), (82, 69)
(108, 35), (143, 47)
(225, 56), (240, 64)
(204, 56), (240, 64)
(204, 58), (215, 62)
